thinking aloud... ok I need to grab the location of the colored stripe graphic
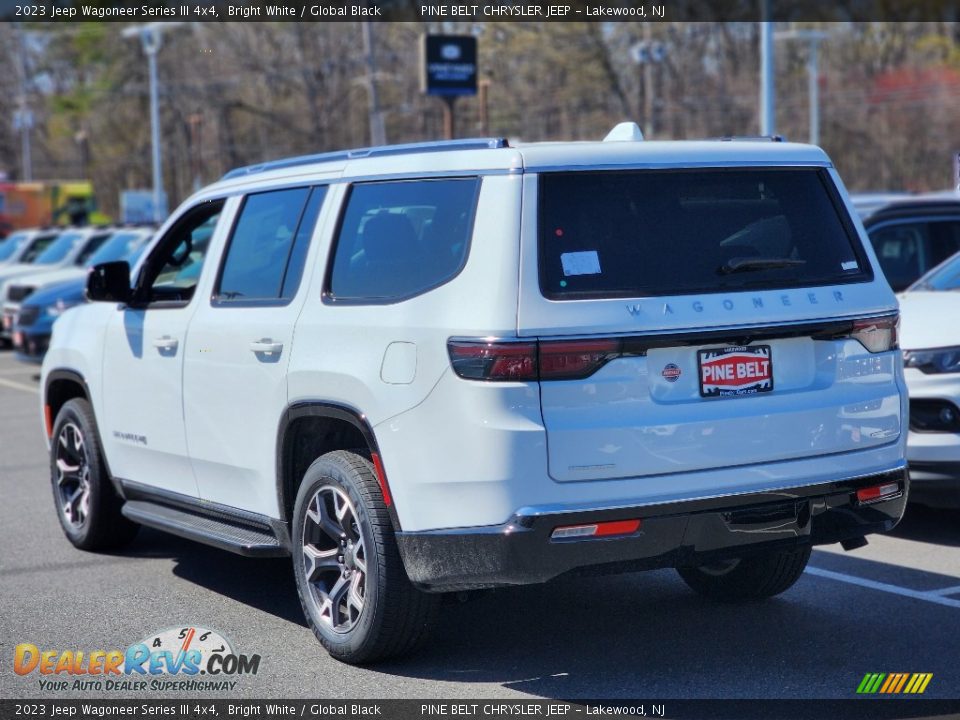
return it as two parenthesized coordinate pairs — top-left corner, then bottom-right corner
(893, 673), (910, 693)
(856, 673), (932, 694)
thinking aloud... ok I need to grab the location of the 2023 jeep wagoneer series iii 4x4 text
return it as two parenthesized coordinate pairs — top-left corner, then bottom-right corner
(41, 126), (908, 663)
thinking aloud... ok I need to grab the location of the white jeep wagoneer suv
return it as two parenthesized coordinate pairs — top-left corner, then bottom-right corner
(41, 126), (908, 663)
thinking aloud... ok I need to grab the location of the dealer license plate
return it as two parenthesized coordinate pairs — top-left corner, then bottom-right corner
(698, 345), (773, 398)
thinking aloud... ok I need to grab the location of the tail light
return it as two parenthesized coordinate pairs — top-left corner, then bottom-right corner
(448, 341), (537, 381)
(448, 338), (622, 382)
(847, 315), (898, 353)
(539, 339), (621, 379)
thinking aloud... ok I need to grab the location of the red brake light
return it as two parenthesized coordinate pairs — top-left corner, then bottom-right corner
(448, 338), (622, 382)
(539, 339), (622, 380)
(849, 315), (898, 353)
(448, 341), (538, 381)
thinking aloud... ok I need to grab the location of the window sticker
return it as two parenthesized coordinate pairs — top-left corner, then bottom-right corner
(560, 250), (601, 277)
(841, 260), (859, 270)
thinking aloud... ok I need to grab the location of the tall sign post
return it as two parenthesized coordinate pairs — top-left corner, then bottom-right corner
(421, 35), (478, 140)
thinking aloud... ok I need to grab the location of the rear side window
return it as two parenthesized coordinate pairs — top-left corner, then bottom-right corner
(215, 186), (325, 303)
(869, 222), (929, 292)
(538, 168), (871, 299)
(327, 178), (479, 302)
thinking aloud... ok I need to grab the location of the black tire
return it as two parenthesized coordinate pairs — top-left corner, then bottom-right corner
(292, 450), (438, 664)
(50, 398), (139, 551)
(676, 546), (811, 601)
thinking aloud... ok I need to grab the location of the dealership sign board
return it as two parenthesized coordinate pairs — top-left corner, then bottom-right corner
(421, 35), (478, 96)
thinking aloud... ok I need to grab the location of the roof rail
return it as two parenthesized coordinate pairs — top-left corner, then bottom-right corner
(712, 135), (786, 142)
(221, 137), (511, 180)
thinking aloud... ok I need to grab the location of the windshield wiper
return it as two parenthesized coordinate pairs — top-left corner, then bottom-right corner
(718, 257), (808, 275)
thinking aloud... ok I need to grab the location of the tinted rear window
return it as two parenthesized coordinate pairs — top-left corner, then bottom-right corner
(328, 178), (479, 303)
(538, 168), (870, 299)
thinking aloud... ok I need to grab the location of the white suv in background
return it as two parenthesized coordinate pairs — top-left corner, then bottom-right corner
(41, 127), (908, 663)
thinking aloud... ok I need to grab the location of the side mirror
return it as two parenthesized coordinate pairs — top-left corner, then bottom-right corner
(87, 261), (132, 303)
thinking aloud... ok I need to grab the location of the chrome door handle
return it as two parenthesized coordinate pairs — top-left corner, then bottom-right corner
(249, 339), (283, 355)
(152, 336), (179, 351)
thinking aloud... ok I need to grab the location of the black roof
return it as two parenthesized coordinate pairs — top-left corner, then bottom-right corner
(864, 198), (960, 225)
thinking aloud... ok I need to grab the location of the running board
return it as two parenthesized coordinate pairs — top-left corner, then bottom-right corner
(121, 500), (287, 557)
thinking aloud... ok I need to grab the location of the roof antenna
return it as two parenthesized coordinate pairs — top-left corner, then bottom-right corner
(603, 122), (645, 142)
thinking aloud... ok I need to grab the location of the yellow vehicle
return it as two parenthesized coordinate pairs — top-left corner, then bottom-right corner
(0, 181), (110, 237)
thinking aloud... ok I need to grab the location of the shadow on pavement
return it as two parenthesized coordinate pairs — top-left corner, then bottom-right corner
(120, 527), (304, 627)
(892, 503), (960, 547)
(111, 529), (959, 701)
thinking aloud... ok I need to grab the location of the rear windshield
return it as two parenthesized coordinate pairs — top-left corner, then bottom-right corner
(538, 168), (871, 299)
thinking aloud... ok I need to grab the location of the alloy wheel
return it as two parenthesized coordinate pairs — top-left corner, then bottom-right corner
(301, 485), (367, 633)
(55, 422), (91, 529)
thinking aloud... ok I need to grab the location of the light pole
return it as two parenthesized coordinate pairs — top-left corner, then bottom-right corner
(14, 23), (33, 181)
(630, 32), (666, 139)
(122, 22), (182, 223)
(760, 17), (775, 136)
(361, 22), (386, 146)
(775, 29), (829, 146)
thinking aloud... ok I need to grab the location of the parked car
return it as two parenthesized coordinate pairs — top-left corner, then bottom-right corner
(41, 128), (907, 663)
(0, 228), (62, 266)
(898, 252), (960, 507)
(863, 196), (960, 291)
(850, 192), (914, 220)
(3, 228), (152, 343)
(11, 231), (152, 363)
(0, 226), (115, 343)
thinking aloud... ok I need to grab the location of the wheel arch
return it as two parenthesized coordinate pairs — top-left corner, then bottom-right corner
(44, 368), (123, 497)
(45, 369), (90, 427)
(276, 401), (401, 531)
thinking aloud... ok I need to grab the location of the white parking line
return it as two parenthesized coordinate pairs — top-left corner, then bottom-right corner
(0, 376), (38, 394)
(806, 566), (960, 609)
(930, 585), (960, 596)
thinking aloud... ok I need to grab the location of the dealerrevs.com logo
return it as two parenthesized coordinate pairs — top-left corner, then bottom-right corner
(14, 626), (261, 692)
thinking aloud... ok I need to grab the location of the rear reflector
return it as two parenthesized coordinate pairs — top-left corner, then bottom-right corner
(370, 452), (392, 508)
(44, 404), (53, 438)
(551, 518), (641, 540)
(856, 482), (901, 504)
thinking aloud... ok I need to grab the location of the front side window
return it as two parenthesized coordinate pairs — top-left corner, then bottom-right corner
(538, 168), (871, 299)
(328, 178), (480, 302)
(137, 201), (224, 305)
(215, 186), (325, 303)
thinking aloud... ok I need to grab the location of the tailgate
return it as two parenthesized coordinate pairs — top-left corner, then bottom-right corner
(539, 327), (901, 482)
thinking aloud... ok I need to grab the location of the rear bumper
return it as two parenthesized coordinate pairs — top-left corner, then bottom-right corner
(396, 465), (909, 592)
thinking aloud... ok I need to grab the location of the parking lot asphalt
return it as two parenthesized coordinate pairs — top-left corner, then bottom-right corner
(1, 350), (958, 702)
